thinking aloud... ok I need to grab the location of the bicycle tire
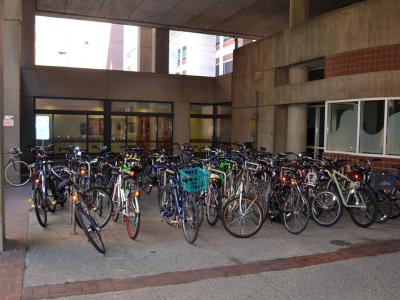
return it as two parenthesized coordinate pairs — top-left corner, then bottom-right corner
(206, 184), (221, 226)
(374, 190), (392, 223)
(75, 204), (105, 254)
(5, 160), (31, 187)
(84, 187), (113, 229)
(125, 193), (141, 240)
(182, 194), (199, 244)
(222, 196), (263, 238)
(389, 188), (400, 219)
(311, 190), (343, 227)
(34, 188), (47, 227)
(195, 194), (204, 228)
(283, 191), (310, 234)
(141, 165), (153, 195)
(348, 188), (376, 228)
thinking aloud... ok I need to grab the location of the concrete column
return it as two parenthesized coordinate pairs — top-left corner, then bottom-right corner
(173, 102), (190, 145)
(21, 0), (34, 68)
(154, 28), (169, 74)
(1, 0), (21, 251)
(289, 64), (308, 84)
(287, 104), (307, 153)
(289, 0), (309, 28)
(0, 0), (5, 252)
(286, 64), (308, 153)
(137, 27), (155, 72)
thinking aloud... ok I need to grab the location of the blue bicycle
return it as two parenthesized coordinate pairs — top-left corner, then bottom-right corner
(157, 164), (203, 244)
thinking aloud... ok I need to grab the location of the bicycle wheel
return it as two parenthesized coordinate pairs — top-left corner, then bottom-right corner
(141, 165), (153, 195)
(33, 188), (47, 227)
(222, 196), (263, 238)
(374, 190), (392, 223)
(5, 160), (31, 187)
(75, 204), (105, 254)
(311, 190), (342, 227)
(84, 188), (113, 229)
(182, 194), (199, 244)
(283, 191), (310, 234)
(195, 194), (204, 228)
(206, 184), (221, 226)
(349, 188), (376, 228)
(125, 193), (141, 240)
(389, 188), (400, 219)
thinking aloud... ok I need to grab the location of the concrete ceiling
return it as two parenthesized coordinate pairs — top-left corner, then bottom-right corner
(35, 0), (290, 38)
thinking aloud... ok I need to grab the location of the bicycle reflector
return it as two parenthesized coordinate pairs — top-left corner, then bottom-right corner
(134, 191), (140, 198)
(290, 178), (298, 187)
(34, 178), (40, 184)
(71, 193), (78, 202)
(281, 174), (289, 183)
(79, 168), (86, 175)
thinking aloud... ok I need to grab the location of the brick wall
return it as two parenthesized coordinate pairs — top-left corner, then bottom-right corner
(325, 44), (400, 78)
(323, 152), (400, 170)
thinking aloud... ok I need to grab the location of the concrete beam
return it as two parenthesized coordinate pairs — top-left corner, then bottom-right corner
(154, 28), (169, 74)
(137, 27), (155, 72)
(289, 0), (308, 28)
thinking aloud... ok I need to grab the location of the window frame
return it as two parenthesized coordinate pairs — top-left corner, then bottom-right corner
(324, 97), (400, 158)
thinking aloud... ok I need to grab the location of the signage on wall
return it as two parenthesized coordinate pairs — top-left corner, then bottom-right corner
(36, 115), (50, 140)
(3, 115), (14, 127)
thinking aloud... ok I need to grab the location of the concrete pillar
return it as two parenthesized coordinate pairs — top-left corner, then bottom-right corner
(173, 102), (190, 145)
(286, 64), (308, 153)
(21, 0), (34, 68)
(287, 104), (307, 153)
(289, 0), (309, 28)
(154, 28), (169, 74)
(1, 0), (21, 251)
(289, 64), (308, 84)
(137, 27), (155, 72)
(0, 0), (5, 252)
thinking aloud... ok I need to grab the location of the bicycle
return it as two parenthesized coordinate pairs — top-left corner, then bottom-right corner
(4, 148), (31, 187)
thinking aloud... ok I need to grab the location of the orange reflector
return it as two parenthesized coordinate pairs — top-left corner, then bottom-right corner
(34, 178), (40, 184)
(71, 194), (78, 202)
(134, 191), (140, 198)
(80, 169), (86, 175)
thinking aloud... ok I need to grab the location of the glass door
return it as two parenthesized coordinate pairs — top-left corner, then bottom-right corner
(307, 105), (325, 158)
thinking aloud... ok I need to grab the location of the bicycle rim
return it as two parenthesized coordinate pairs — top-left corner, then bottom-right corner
(75, 205), (105, 254)
(206, 187), (220, 226)
(349, 188), (376, 228)
(85, 188), (113, 229)
(283, 192), (309, 234)
(34, 188), (47, 227)
(312, 191), (342, 227)
(5, 160), (31, 187)
(125, 195), (140, 240)
(222, 197), (263, 238)
(182, 195), (199, 244)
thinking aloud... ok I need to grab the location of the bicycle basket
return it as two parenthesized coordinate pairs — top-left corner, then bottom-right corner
(179, 167), (209, 193)
(371, 169), (396, 190)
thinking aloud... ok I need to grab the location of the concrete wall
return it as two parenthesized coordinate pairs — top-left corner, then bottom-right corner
(232, 0), (400, 151)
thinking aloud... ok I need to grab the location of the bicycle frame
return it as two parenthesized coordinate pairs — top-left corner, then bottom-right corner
(326, 170), (366, 209)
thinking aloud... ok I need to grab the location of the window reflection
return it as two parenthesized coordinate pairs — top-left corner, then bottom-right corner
(387, 100), (400, 155)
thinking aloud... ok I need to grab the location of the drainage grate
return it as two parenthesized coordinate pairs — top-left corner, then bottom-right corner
(330, 240), (352, 246)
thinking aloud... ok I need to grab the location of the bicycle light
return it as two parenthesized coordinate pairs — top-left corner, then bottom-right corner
(71, 193), (78, 202)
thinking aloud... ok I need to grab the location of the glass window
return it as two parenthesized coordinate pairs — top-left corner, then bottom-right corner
(215, 65), (219, 77)
(190, 118), (213, 142)
(36, 98), (103, 111)
(307, 107), (316, 148)
(216, 104), (231, 115)
(327, 102), (358, 152)
(88, 115), (104, 141)
(127, 116), (156, 141)
(216, 118), (231, 143)
(182, 46), (187, 59)
(54, 115), (87, 142)
(111, 101), (172, 113)
(191, 104), (213, 115)
(387, 100), (400, 155)
(158, 117), (172, 142)
(223, 61), (233, 74)
(177, 49), (181, 65)
(359, 101), (384, 154)
(111, 116), (126, 143)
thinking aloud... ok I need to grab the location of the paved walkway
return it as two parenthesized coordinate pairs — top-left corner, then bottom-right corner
(1, 186), (400, 300)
